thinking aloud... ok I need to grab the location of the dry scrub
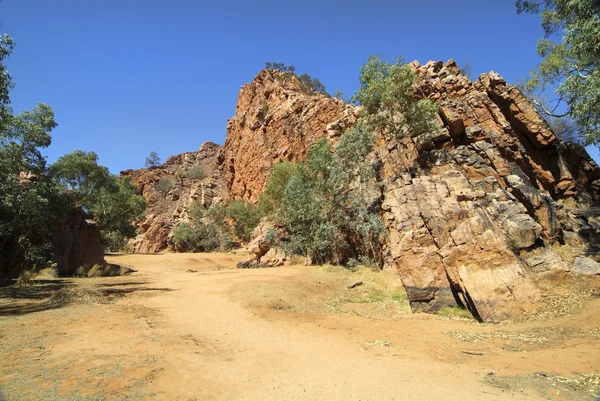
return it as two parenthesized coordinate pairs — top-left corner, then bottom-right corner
(45, 286), (108, 305)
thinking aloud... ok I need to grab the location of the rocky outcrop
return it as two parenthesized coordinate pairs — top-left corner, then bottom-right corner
(54, 208), (105, 276)
(223, 62), (600, 322)
(223, 69), (360, 201)
(376, 60), (600, 322)
(121, 142), (227, 253)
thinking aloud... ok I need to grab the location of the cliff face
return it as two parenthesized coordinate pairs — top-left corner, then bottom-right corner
(121, 142), (227, 253)
(224, 63), (600, 322)
(223, 69), (360, 201)
(377, 60), (600, 322)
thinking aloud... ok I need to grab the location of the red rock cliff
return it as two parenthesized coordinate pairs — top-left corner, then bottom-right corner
(223, 62), (600, 322)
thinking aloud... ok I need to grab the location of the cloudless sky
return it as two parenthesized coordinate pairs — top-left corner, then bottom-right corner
(1, 0), (599, 173)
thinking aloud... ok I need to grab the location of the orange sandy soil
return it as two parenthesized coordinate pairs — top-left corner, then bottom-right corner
(1, 252), (599, 401)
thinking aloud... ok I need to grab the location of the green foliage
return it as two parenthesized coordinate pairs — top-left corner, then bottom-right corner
(226, 200), (261, 242)
(0, 34), (15, 117)
(298, 73), (328, 95)
(270, 127), (385, 265)
(49, 152), (147, 250)
(516, 0), (600, 145)
(145, 151), (161, 168)
(186, 166), (205, 180)
(93, 176), (146, 243)
(353, 55), (440, 142)
(265, 62), (295, 73)
(156, 177), (172, 194)
(0, 34), (71, 275)
(258, 161), (299, 218)
(0, 103), (57, 175)
(49, 150), (114, 201)
(172, 203), (233, 252)
(102, 231), (126, 253)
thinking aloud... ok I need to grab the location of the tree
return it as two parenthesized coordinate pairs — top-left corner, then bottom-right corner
(516, 0), (600, 145)
(298, 74), (328, 95)
(145, 151), (161, 168)
(0, 34), (71, 274)
(353, 55), (440, 142)
(93, 176), (147, 251)
(49, 150), (114, 202)
(272, 127), (385, 265)
(0, 34), (15, 118)
(265, 62), (295, 73)
(49, 151), (146, 252)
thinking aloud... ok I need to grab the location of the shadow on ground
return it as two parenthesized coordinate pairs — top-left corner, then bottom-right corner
(0, 279), (176, 317)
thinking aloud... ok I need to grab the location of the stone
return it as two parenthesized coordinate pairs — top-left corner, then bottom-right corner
(54, 208), (105, 276)
(572, 257), (600, 275)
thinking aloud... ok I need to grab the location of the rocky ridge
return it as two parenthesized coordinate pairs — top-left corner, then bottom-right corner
(120, 142), (227, 253)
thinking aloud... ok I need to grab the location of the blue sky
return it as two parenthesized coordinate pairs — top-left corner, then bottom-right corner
(1, 0), (598, 172)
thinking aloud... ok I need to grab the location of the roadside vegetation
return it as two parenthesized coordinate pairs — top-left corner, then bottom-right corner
(0, 34), (146, 277)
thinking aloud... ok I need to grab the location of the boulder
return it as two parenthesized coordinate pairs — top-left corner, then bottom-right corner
(572, 257), (600, 275)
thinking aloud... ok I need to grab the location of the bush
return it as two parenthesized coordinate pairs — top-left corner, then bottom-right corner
(156, 177), (172, 194)
(172, 204), (234, 252)
(265, 126), (385, 265)
(186, 166), (205, 180)
(226, 200), (261, 242)
(102, 231), (126, 252)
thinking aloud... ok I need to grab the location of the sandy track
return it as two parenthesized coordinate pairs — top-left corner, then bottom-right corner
(1, 252), (599, 401)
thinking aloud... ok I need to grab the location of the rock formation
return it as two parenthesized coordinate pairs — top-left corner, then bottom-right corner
(121, 142), (227, 253)
(54, 208), (105, 276)
(223, 64), (600, 322)
(124, 65), (600, 322)
(222, 69), (360, 201)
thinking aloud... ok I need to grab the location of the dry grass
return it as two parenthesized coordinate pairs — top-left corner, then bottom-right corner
(13, 270), (34, 287)
(74, 263), (122, 278)
(287, 254), (307, 266)
(487, 372), (600, 401)
(45, 286), (108, 305)
(552, 242), (585, 266)
(32, 266), (58, 280)
(522, 275), (595, 320)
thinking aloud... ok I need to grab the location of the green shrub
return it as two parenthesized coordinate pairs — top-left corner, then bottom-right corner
(172, 204), (234, 252)
(353, 54), (440, 142)
(156, 177), (172, 194)
(186, 166), (205, 180)
(226, 200), (261, 242)
(267, 126), (385, 265)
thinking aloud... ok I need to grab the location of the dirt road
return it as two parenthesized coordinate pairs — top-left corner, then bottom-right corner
(1, 253), (599, 400)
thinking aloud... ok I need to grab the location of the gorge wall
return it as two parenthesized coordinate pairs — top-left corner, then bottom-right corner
(121, 142), (227, 253)
(126, 63), (600, 322)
